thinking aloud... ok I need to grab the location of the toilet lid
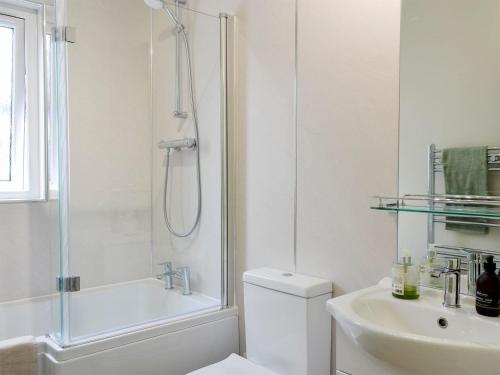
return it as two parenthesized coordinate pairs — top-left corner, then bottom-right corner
(187, 354), (276, 375)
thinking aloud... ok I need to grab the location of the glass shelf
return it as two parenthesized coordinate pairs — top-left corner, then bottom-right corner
(371, 195), (500, 219)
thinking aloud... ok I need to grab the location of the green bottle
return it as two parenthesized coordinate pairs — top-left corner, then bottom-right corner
(392, 252), (420, 300)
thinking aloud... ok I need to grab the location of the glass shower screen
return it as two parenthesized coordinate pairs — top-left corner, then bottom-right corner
(54, 0), (229, 346)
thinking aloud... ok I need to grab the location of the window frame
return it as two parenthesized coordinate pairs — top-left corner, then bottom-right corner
(0, 1), (46, 202)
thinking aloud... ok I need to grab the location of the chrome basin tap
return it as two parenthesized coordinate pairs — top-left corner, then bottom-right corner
(433, 258), (461, 308)
(467, 252), (482, 295)
(157, 262), (192, 295)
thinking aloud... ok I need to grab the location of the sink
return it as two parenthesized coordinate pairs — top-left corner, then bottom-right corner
(327, 278), (500, 375)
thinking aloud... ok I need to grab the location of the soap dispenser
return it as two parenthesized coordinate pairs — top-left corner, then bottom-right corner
(420, 244), (444, 288)
(392, 252), (420, 300)
(476, 256), (500, 317)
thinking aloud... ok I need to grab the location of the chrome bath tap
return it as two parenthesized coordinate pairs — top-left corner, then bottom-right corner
(157, 262), (192, 295)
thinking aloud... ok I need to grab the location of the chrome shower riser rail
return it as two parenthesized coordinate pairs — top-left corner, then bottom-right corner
(174, 0), (186, 118)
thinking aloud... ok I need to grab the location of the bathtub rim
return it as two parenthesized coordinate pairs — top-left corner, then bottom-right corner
(40, 305), (238, 362)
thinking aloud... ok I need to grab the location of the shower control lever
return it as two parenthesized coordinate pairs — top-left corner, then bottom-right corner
(157, 262), (192, 295)
(158, 138), (196, 151)
(173, 110), (188, 119)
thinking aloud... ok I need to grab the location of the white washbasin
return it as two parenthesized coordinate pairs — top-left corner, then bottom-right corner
(327, 278), (500, 375)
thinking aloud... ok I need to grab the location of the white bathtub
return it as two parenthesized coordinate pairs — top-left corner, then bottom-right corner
(0, 279), (239, 375)
(67, 278), (224, 342)
(0, 293), (53, 342)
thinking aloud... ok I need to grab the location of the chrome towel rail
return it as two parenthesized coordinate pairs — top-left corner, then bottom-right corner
(374, 194), (500, 207)
(431, 147), (500, 171)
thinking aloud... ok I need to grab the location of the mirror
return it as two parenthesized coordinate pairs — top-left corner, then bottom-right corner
(398, 0), (500, 267)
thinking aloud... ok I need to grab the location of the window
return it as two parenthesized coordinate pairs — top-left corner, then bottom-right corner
(0, 3), (46, 201)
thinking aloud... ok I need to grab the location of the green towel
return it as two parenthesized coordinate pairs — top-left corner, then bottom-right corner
(442, 146), (489, 234)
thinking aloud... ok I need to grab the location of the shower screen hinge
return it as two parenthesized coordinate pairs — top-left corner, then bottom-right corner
(57, 276), (81, 292)
(53, 26), (77, 44)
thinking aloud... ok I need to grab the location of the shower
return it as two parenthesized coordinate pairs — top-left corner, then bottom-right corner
(147, 0), (202, 238)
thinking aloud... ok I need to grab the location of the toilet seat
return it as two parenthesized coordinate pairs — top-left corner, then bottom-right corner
(188, 354), (277, 375)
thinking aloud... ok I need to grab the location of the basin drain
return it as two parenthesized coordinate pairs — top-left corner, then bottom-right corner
(437, 317), (448, 329)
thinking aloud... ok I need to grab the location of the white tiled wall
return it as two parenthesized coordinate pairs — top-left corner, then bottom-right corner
(228, 0), (298, 349)
(65, 0), (152, 289)
(296, 0), (400, 296)
(0, 203), (55, 302)
(296, 1), (400, 370)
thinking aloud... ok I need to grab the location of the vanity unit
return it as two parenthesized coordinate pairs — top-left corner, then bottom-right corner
(331, 1), (500, 374)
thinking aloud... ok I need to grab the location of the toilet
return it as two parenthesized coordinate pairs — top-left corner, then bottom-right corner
(189, 268), (332, 375)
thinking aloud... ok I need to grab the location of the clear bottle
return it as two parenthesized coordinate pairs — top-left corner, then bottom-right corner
(392, 253), (420, 300)
(420, 244), (444, 289)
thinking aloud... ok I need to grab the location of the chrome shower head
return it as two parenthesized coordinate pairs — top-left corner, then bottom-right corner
(144, 0), (183, 28)
(144, 0), (164, 10)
